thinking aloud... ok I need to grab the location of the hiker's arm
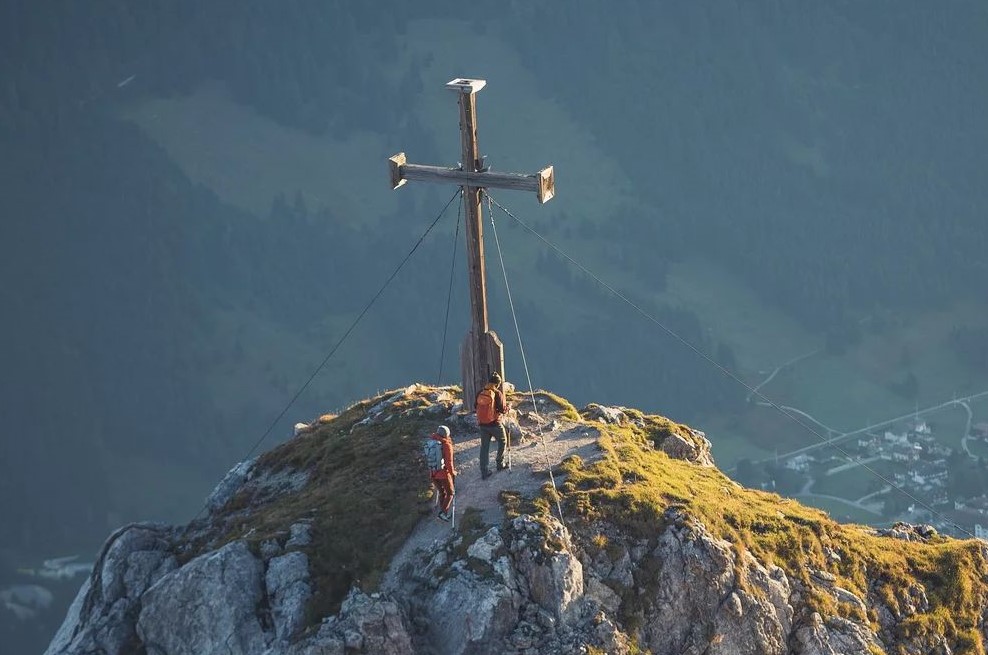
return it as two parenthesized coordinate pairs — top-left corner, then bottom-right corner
(443, 440), (456, 477)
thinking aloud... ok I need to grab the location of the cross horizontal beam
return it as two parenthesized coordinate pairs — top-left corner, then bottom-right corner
(389, 153), (554, 204)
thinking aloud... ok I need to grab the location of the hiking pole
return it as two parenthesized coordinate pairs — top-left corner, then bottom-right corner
(503, 380), (512, 473)
(451, 495), (456, 530)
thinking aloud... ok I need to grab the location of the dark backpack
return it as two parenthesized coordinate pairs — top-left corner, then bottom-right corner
(423, 439), (444, 473)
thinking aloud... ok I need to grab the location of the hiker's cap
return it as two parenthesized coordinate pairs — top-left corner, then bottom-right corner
(490, 371), (502, 384)
(437, 425), (450, 437)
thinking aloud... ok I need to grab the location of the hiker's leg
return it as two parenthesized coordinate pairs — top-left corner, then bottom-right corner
(479, 428), (492, 475)
(431, 478), (440, 503)
(439, 477), (454, 513)
(495, 425), (507, 469)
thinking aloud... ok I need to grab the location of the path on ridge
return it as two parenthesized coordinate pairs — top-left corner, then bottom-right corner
(382, 403), (602, 591)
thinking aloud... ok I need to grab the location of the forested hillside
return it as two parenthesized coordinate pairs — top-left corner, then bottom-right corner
(502, 1), (988, 337)
(2, 2), (987, 650)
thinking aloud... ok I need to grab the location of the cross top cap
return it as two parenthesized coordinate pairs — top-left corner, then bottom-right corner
(446, 78), (486, 94)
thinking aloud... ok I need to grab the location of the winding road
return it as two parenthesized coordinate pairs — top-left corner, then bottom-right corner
(746, 349), (821, 403)
(752, 389), (988, 465)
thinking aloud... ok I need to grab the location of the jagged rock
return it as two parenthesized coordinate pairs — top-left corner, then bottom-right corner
(581, 403), (629, 425)
(593, 612), (631, 655)
(45, 579), (93, 655)
(877, 521), (938, 543)
(509, 516), (584, 624)
(636, 508), (792, 655)
(206, 459), (256, 512)
(266, 551), (312, 641)
(656, 428), (716, 466)
(831, 586), (867, 616)
(137, 540), (269, 655)
(354, 386), (418, 430)
(504, 416), (524, 444)
(428, 572), (519, 654)
(286, 521), (313, 548)
(45, 523), (176, 655)
(467, 527), (504, 564)
(793, 612), (883, 655)
(296, 590), (413, 655)
(584, 576), (621, 614)
(604, 546), (633, 587)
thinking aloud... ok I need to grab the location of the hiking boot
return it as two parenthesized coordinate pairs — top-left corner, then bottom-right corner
(438, 510), (451, 522)
(481, 470), (492, 480)
(496, 463), (507, 471)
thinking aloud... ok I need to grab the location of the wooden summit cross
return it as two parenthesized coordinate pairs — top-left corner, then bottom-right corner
(389, 78), (555, 410)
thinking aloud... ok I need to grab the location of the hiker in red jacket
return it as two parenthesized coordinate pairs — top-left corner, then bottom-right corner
(428, 425), (457, 521)
(476, 371), (509, 479)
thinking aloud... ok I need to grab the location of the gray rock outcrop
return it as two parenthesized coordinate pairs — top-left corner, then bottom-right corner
(657, 428), (716, 467)
(296, 590), (414, 655)
(47, 507), (982, 655)
(266, 551), (312, 641)
(636, 508), (793, 654)
(138, 540), (269, 655)
(45, 523), (177, 655)
(46, 521), (320, 655)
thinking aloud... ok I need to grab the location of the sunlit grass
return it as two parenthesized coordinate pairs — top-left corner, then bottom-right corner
(548, 418), (988, 654)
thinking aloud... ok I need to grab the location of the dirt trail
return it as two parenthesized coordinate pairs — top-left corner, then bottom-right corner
(381, 406), (603, 591)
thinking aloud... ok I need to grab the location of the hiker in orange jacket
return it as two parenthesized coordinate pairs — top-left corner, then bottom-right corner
(477, 371), (509, 479)
(429, 425), (457, 521)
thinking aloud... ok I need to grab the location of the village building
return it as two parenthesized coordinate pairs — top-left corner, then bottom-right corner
(883, 430), (910, 446)
(909, 420), (932, 438)
(785, 454), (815, 472)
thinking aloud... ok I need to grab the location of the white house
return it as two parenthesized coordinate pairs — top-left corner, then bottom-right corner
(884, 431), (909, 446)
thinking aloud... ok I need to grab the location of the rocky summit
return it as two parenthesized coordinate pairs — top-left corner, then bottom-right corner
(47, 385), (988, 654)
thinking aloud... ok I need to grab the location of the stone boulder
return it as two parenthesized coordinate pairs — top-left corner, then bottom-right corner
(793, 613), (884, 655)
(581, 403), (629, 425)
(206, 459), (256, 512)
(301, 589), (413, 655)
(45, 523), (177, 655)
(657, 428), (715, 467)
(137, 540), (269, 655)
(876, 522), (938, 543)
(266, 551), (312, 641)
(637, 508), (792, 655)
(428, 572), (519, 655)
(508, 516), (584, 624)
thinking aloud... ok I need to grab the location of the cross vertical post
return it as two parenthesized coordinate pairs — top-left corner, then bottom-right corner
(457, 84), (488, 338)
(389, 77), (555, 409)
(454, 82), (501, 412)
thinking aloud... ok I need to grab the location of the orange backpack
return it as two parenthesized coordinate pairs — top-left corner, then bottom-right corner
(476, 387), (498, 425)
